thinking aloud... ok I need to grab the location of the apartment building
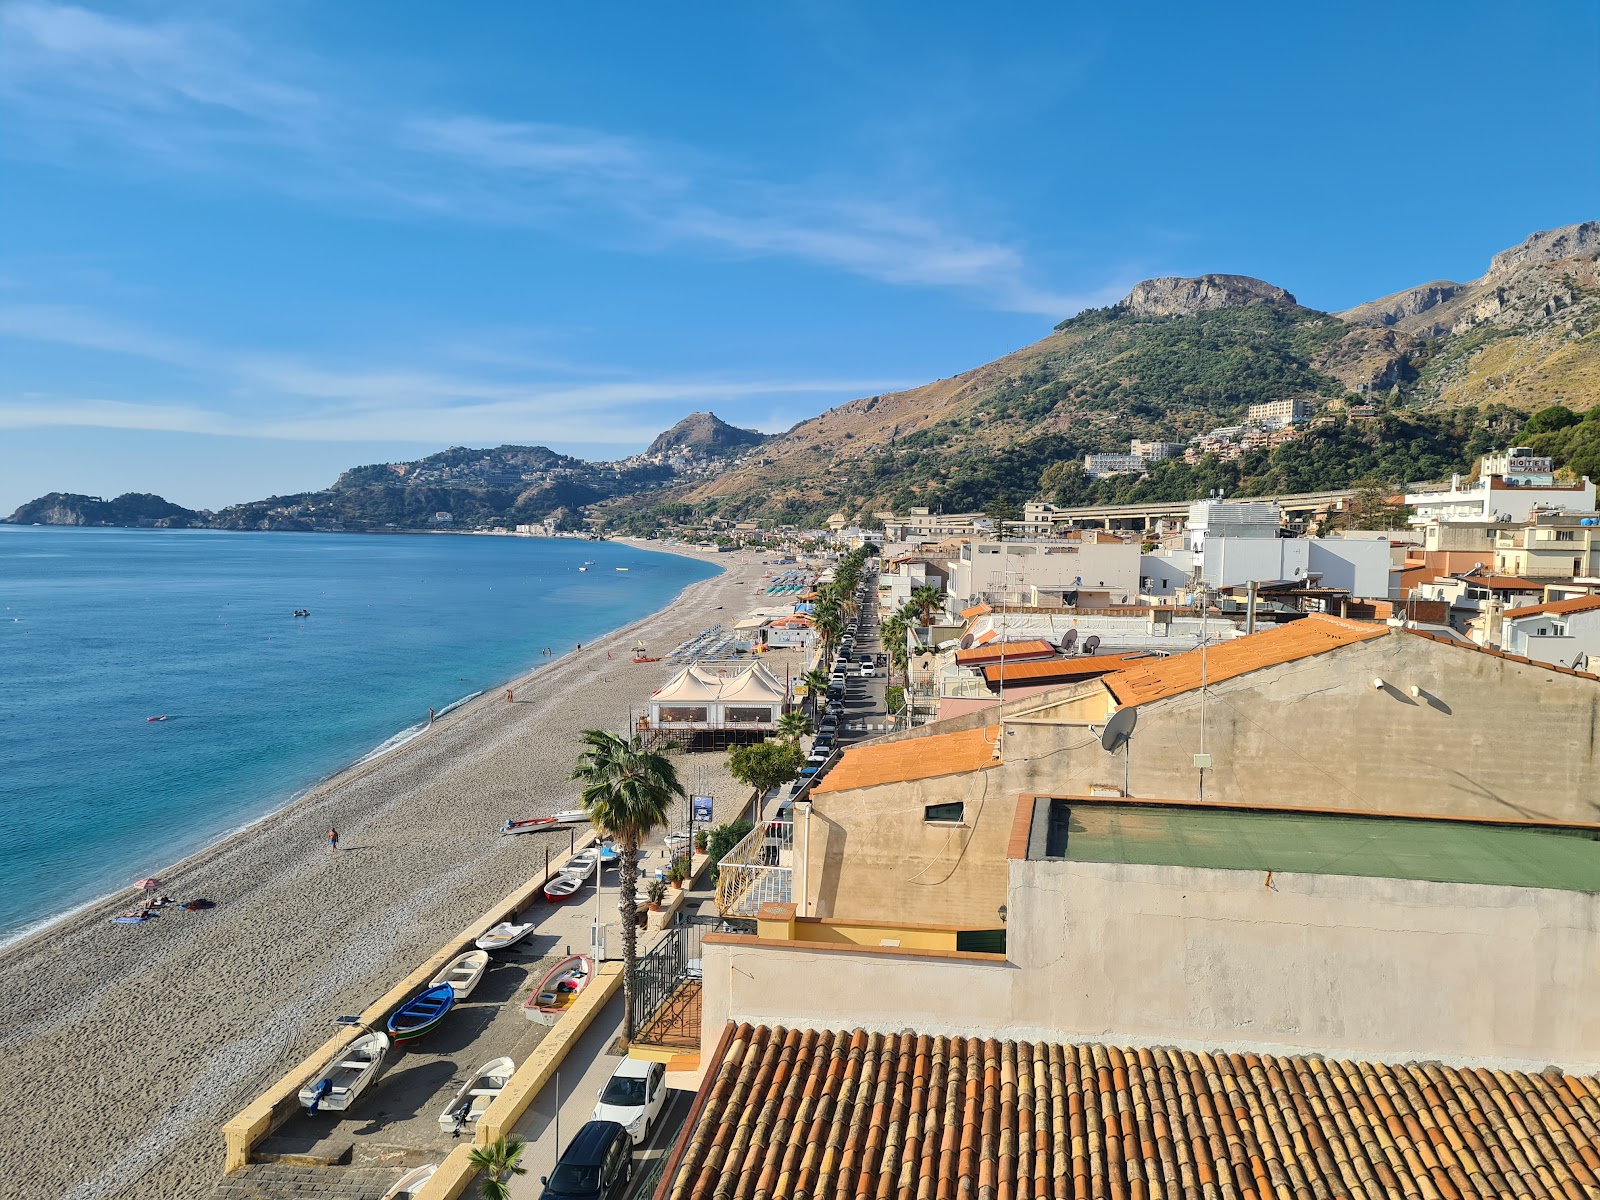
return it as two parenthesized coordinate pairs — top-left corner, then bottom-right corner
(1246, 397), (1315, 428)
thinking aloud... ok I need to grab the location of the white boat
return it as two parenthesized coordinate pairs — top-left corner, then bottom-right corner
(522, 954), (593, 1024)
(437, 1057), (515, 1133)
(578, 566), (588, 572)
(381, 1164), (438, 1200)
(298, 1031), (389, 1113)
(543, 872), (583, 903)
(430, 949), (489, 999)
(561, 849), (600, 882)
(475, 920), (535, 952)
(549, 809), (591, 827)
(615, 567), (629, 572)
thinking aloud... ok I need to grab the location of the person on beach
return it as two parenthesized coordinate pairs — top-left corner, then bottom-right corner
(506, 689), (514, 703)
(428, 707), (435, 724)
(329, 827), (339, 851)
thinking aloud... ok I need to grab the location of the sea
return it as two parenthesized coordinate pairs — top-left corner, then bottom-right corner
(0, 527), (719, 943)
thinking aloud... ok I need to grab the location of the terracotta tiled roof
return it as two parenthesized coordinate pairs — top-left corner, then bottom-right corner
(1505, 594), (1600, 620)
(811, 726), (999, 794)
(1474, 574), (1542, 590)
(1402, 627), (1600, 682)
(665, 1025), (1600, 1200)
(982, 653), (1149, 684)
(1105, 615), (1389, 706)
(955, 639), (1058, 666)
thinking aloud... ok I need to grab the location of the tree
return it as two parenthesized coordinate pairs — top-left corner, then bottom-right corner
(727, 739), (804, 796)
(909, 585), (946, 628)
(800, 667), (830, 709)
(1341, 477), (1408, 531)
(987, 497), (1021, 538)
(706, 819), (755, 881)
(880, 611), (910, 679)
(777, 710), (814, 741)
(571, 729), (685, 1041)
(469, 1135), (527, 1200)
(1524, 404), (1581, 436)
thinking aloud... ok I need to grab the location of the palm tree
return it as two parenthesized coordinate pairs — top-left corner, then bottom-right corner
(880, 611), (910, 680)
(571, 729), (686, 1041)
(777, 710), (814, 742)
(800, 667), (829, 711)
(813, 608), (843, 663)
(468, 1135), (527, 1200)
(909, 584), (946, 629)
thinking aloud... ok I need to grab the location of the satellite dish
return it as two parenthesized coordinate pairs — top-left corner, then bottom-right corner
(1101, 706), (1136, 753)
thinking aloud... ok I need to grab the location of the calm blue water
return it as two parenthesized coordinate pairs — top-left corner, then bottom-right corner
(0, 528), (718, 940)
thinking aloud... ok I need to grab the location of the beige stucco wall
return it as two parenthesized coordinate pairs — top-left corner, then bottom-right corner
(802, 764), (1010, 925)
(1006, 633), (1600, 824)
(704, 861), (1600, 1072)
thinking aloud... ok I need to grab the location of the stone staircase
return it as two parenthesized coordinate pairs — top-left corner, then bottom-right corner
(206, 1160), (428, 1199)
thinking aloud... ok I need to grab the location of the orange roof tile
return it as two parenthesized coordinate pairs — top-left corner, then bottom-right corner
(1504, 594), (1600, 620)
(665, 1025), (1600, 1200)
(811, 725), (999, 793)
(954, 639), (1057, 666)
(1105, 615), (1389, 706)
(982, 652), (1148, 684)
(959, 603), (991, 619)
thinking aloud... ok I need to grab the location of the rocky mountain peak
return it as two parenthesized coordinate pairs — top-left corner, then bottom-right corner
(1118, 274), (1298, 318)
(1486, 221), (1600, 279)
(645, 411), (767, 458)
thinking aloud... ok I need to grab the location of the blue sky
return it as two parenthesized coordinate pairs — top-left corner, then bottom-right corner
(2, 2), (1596, 512)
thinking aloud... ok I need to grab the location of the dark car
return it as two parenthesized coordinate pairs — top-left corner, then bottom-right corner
(539, 1121), (632, 1200)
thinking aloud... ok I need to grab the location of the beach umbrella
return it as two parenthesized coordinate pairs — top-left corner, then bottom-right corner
(137, 877), (162, 891)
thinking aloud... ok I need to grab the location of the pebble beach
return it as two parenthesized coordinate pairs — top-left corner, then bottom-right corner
(0, 543), (762, 1200)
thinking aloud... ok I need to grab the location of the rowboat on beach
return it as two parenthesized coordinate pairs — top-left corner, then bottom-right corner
(430, 949), (490, 999)
(550, 809), (591, 826)
(437, 1056), (516, 1132)
(501, 816), (559, 835)
(298, 1031), (389, 1113)
(386, 984), (455, 1042)
(522, 954), (593, 1024)
(543, 872), (583, 903)
(381, 1164), (437, 1200)
(475, 919), (535, 951)
(597, 842), (620, 867)
(561, 848), (600, 882)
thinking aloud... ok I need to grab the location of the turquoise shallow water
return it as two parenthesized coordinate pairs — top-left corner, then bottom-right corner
(0, 527), (718, 941)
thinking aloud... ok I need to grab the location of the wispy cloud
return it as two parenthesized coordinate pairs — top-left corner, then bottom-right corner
(0, 3), (1095, 317)
(0, 302), (912, 445)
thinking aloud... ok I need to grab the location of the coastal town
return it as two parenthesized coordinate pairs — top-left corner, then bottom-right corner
(142, 437), (1597, 1200)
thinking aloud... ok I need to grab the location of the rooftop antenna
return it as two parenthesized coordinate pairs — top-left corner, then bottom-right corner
(1100, 706), (1137, 797)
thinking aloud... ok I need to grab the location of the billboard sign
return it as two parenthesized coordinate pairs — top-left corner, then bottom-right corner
(691, 795), (714, 824)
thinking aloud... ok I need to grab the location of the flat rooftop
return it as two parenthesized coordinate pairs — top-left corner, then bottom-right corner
(1039, 800), (1600, 892)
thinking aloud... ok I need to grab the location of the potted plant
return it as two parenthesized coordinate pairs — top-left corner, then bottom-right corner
(667, 857), (690, 889)
(645, 877), (667, 912)
(694, 829), (709, 854)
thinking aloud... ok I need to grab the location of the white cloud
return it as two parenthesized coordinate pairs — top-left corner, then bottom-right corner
(0, 3), (1093, 317)
(0, 301), (912, 446)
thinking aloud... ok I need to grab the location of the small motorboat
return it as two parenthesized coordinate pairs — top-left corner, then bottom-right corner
(299, 1031), (389, 1113)
(380, 1163), (438, 1200)
(475, 920), (535, 952)
(522, 954), (593, 1024)
(548, 809), (591, 827)
(293, 609), (311, 618)
(430, 949), (490, 999)
(437, 1056), (515, 1133)
(578, 567), (588, 572)
(614, 567), (629, 572)
(596, 843), (620, 868)
(561, 849), (600, 882)
(146, 715), (168, 723)
(386, 984), (455, 1043)
(543, 872), (583, 903)
(501, 816), (560, 836)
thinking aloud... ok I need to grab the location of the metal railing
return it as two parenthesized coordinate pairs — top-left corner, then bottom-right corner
(714, 820), (794, 918)
(630, 921), (706, 1037)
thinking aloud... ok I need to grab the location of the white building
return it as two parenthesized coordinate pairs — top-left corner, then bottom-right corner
(1187, 500), (1282, 558)
(1247, 398), (1315, 428)
(878, 508), (992, 542)
(1083, 453), (1146, 478)
(1198, 536), (1395, 598)
(1498, 595), (1600, 670)
(948, 539), (1142, 608)
(1130, 440), (1186, 460)
(1405, 448), (1595, 526)
(646, 662), (789, 735)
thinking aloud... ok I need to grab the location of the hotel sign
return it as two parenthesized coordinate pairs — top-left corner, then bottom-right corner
(1507, 456), (1552, 474)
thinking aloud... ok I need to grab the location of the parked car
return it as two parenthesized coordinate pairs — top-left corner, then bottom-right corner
(539, 1121), (632, 1200)
(592, 1059), (666, 1145)
(858, 662), (875, 677)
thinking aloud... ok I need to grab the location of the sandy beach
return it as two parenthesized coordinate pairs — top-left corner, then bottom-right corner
(0, 541), (767, 1200)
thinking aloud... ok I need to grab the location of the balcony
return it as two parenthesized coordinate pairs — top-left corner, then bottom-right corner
(714, 820), (793, 918)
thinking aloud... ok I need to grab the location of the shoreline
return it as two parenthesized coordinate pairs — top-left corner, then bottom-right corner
(0, 538), (760, 1200)
(0, 537), (722, 959)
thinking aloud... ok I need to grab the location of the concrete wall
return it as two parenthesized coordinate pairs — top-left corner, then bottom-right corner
(1198, 537), (1392, 597)
(701, 864), (1600, 1073)
(801, 764), (1011, 925)
(1503, 609), (1600, 668)
(1006, 633), (1600, 825)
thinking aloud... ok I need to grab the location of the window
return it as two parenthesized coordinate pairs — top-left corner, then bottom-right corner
(657, 706), (708, 723)
(724, 706), (772, 724)
(924, 801), (965, 823)
(1556, 530), (1575, 542)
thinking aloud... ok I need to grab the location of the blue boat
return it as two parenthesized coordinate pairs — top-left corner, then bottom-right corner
(597, 843), (620, 867)
(387, 984), (455, 1043)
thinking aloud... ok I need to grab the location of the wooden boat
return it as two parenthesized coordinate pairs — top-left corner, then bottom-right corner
(561, 849), (600, 882)
(386, 984), (455, 1042)
(522, 955), (593, 1024)
(380, 1164), (438, 1200)
(298, 1031), (389, 1113)
(475, 920), (534, 951)
(543, 872), (583, 902)
(501, 816), (559, 836)
(549, 809), (591, 826)
(436, 1056), (515, 1132)
(430, 949), (489, 999)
